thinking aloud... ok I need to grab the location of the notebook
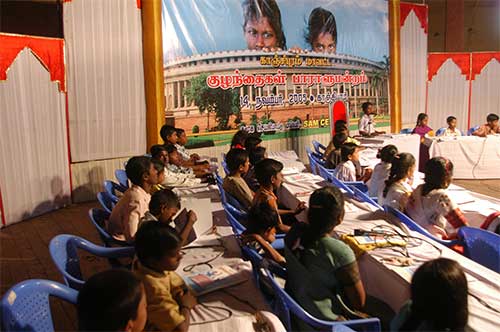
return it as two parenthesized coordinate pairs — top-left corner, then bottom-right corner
(183, 264), (247, 296)
(173, 208), (197, 245)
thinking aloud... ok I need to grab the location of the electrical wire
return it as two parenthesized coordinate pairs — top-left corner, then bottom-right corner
(190, 303), (233, 325)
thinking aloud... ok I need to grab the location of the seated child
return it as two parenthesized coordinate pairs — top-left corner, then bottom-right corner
(406, 157), (469, 239)
(141, 189), (197, 246)
(230, 129), (249, 149)
(391, 258), (468, 332)
(324, 132), (347, 169)
(134, 221), (197, 332)
(174, 128), (200, 162)
(368, 145), (398, 197)
(378, 152), (416, 211)
(77, 269), (147, 332)
(150, 145), (202, 188)
(473, 113), (500, 137)
(324, 120), (360, 158)
(223, 148), (254, 210)
(160, 124), (178, 146)
(334, 143), (367, 182)
(244, 135), (263, 152)
(254, 158), (306, 233)
(440, 116), (462, 137)
(165, 144), (208, 178)
(242, 203), (285, 264)
(244, 146), (267, 191)
(107, 156), (160, 243)
(150, 158), (167, 194)
(161, 125), (207, 171)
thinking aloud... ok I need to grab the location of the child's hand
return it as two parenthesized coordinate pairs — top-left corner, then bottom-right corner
(180, 291), (197, 309)
(294, 201), (306, 214)
(187, 210), (197, 225)
(190, 153), (200, 161)
(241, 233), (261, 244)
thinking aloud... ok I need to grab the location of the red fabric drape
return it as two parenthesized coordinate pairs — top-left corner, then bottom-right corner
(471, 52), (500, 80)
(0, 33), (65, 91)
(400, 2), (428, 34)
(428, 53), (470, 81)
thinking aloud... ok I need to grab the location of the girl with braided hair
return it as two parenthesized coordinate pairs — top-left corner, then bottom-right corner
(378, 152), (416, 211)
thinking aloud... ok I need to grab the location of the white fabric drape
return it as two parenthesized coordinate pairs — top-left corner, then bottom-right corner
(401, 11), (427, 126)
(64, 0), (146, 162)
(0, 50), (71, 226)
(470, 59), (500, 128)
(427, 59), (469, 133)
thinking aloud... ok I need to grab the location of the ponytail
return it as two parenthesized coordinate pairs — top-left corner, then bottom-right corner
(383, 153), (416, 198)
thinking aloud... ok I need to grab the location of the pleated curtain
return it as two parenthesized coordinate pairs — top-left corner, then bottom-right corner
(470, 56), (500, 128)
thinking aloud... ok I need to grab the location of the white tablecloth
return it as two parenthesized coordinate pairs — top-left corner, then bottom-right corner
(358, 134), (421, 170)
(428, 135), (500, 179)
(267, 150), (306, 173)
(279, 178), (500, 332)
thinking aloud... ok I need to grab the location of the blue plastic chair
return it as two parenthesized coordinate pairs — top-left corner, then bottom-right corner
(435, 127), (446, 136)
(351, 187), (383, 210)
(104, 180), (125, 201)
(467, 125), (480, 136)
(457, 227), (500, 273)
(221, 160), (229, 176)
(97, 191), (115, 214)
(260, 268), (381, 332)
(399, 128), (413, 134)
(384, 205), (459, 247)
(317, 163), (354, 194)
(312, 140), (326, 156)
(222, 202), (247, 235)
(115, 169), (129, 189)
(49, 234), (135, 290)
(241, 246), (286, 292)
(306, 147), (320, 175)
(88, 208), (129, 247)
(1, 279), (78, 332)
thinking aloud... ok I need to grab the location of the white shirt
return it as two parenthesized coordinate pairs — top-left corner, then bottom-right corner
(378, 181), (413, 211)
(175, 144), (191, 161)
(162, 167), (201, 187)
(358, 114), (375, 135)
(368, 162), (391, 197)
(334, 160), (356, 182)
(441, 128), (462, 137)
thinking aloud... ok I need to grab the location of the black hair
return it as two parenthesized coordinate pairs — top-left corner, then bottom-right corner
(334, 119), (348, 132)
(383, 152), (416, 198)
(446, 116), (456, 124)
(149, 189), (180, 217)
(362, 102), (372, 113)
(151, 158), (165, 173)
(160, 125), (177, 143)
(246, 203), (279, 235)
(400, 258), (468, 331)
(422, 157), (454, 196)
(416, 113), (428, 127)
(332, 132), (348, 149)
(77, 269), (143, 332)
(487, 113), (499, 122)
(164, 144), (177, 154)
(230, 129), (249, 149)
(377, 144), (398, 163)
(135, 221), (181, 268)
(150, 144), (167, 160)
(125, 156), (152, 186)
(242, 0), (286, 49)
(175, 128), (185, 136)
(340, 142), (358, 162)
(226, 148), (249, 173)
(305, 7), (337, 50)
(254, 158), (283, 186)
(249, 146), (267, 165)
(301, 186), (345, 248)
(244, 135), (263, 152)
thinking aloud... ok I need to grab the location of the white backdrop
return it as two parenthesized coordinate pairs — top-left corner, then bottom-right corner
(400, 6), (427, 126)
(470, 58), (500, 128)
(427, 59), (469, 133)
(64, 0), (147, 162)
(0, 50), (71, 226)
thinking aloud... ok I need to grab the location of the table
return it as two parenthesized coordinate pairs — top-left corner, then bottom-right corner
(358, 134), (421, 170)
(267, 150), (306, 173)
(278, 175), (500, 332)
(172, 186), (286, 332)
(428, 135), (500, 179)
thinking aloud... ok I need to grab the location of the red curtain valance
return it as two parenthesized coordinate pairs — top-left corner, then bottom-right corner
(471, 52), (500, 80)
(0, 33), (66, 91)
(400, 2), (428, 34)
(428, 53), (470, 81)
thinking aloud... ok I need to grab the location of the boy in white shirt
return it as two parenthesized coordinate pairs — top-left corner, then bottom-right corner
(358, 102), (385, 137)
(334, 143), (361, 182)
(440, 116), (462, 137)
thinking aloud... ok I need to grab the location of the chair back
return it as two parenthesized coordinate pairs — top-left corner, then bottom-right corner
(49, 234), (135, 290)
(312, 140), (326, 156)
(260, 268), (380, 332)
(399, 128), (413, 134)
(215, 175), (228, 204)
(88, 208), (129, 247)
(221, 160), (229, 176)
(222, 202), (247, 234)
(435, 127), (446, 136)
(346, 181), (369, 194)
(114, 169), (129, 189)
(467, 125), (480, 136)
(1, 279), (78, 332)
(318, 163), (354, 195)
(306, 147), (320, 175)
(97, 192), (115, 214)
(384, 205), (459, 247)
(458, 227), (500, 273)
(103, 180), (124, 202)
(351, 187), (383, 210)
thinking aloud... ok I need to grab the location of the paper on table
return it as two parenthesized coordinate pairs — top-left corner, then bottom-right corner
(447, 190), (477, 205)
(178, 197), (214, 235)
(460, 200), (500, 216)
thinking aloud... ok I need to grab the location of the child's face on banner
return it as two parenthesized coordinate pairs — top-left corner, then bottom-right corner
(244, 17), (278, 50)
(313, 32), (336, 53)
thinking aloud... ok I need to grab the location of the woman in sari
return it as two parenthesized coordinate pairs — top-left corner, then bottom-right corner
(412, 113), (433, 172)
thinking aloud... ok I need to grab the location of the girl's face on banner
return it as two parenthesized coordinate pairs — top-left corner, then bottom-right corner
(313, 32), (336, 53)
(244, 17), (277, 50)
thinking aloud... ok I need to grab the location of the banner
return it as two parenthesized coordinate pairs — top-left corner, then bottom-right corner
(163, 0), (389, 140)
